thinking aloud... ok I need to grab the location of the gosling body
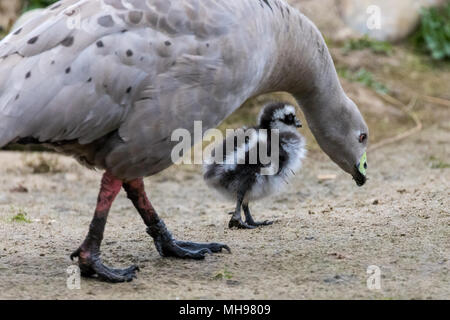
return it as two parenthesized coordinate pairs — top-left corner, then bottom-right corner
(204, 103), (306, 229)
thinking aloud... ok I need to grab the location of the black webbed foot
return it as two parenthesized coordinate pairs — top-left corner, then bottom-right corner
(176, 240), (231, 253)
(243, 204), (274, 228)
(228, 207), (273, 229)
(147, 220), (230, 259)
(70, 248), (139, 283)
(228, 217), (257, 229)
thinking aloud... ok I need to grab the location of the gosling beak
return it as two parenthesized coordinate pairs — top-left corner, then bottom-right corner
(354, 152), (367, 187)
(295, 119), (302, 128)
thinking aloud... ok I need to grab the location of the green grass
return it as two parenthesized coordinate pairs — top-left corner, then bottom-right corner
(10, 208), (32, 223)
(343, 36), (393, 55)
(22, 0), (59, 12)
(0, 1), (59, 39)
(213, 268), (233, 280)
(337, 67), (390, 94)
(411, 3), (450, 60)
(428, 156), (450, 169)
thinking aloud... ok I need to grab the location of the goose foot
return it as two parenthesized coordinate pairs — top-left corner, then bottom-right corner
(70, 248), (139, 283)
(147, 220), (230, 259)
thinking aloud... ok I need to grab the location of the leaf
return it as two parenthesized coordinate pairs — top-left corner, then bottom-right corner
(413, 2), (450, 60)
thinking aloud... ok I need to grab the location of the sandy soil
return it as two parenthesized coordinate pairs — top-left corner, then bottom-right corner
(0, 119), (448, 299)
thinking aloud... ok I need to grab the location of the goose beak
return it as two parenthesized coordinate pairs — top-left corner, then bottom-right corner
(353, 170), (367, 186)
(354, 152), (367, 186)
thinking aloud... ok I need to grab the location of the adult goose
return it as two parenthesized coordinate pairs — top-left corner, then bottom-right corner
(0, 0), (369, 282)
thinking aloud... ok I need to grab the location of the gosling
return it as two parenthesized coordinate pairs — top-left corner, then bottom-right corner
(203, 103), (307, 229)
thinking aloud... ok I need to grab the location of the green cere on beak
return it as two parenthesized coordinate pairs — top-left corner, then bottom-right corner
(358, 152), (367, 176)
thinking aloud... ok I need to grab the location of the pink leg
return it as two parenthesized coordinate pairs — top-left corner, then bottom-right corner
(122, 178), (159, 226)
(71, 171), (139, 283)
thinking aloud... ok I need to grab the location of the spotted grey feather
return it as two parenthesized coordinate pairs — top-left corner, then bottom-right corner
(0, 0), (251, 167)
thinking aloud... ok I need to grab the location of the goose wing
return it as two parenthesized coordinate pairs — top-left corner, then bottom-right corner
(0, 0), (240, 149)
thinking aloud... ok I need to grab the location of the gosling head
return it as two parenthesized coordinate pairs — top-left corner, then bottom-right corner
(258, 103), (302, 132)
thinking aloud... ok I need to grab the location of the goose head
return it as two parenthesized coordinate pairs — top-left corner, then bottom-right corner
(304, 96), (369, 187)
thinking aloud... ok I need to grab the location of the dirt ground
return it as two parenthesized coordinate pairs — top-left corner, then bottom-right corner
(0, 119), (448, 299)
(0, 3), (449, 299)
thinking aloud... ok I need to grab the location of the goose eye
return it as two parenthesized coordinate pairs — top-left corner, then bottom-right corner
(359, 133), (367, 143)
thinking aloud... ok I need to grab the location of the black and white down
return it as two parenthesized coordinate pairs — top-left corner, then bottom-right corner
(203, 103), (306, 202)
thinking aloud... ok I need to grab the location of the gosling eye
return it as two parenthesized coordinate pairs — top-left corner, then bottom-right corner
(359, 133), (368, 143)
(285, 114), (294, 123)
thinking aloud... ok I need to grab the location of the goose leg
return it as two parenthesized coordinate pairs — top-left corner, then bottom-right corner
(123, 178), (230, 259)
(70, 171), (139, 283)
(243, 203), (273, 227)
(228, 191), (256, 229)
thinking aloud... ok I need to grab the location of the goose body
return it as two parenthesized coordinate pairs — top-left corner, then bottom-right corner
(204, 103), (306, 228)
(0, 0), (289, 180)
(0, 0), (369, 282)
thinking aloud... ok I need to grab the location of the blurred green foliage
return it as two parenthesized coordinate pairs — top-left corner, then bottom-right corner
(22, 0), (58, 12)
(337, 67), (389, 95)
(411, 3), (450, 60)
(343, 35), (393, 55)
(10, 208), (31, 223)
(0, 1), (58, 39)
(428, 156), (450, 169)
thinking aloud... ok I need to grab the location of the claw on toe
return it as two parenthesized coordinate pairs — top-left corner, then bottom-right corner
(93, 264), (139, 283)
(70, 248), (81, 261)
(249, 220), (274, 227)
(157, 240), (231, 259)
(159, 242), (210, 260)
(215, 244), (231, 254)
(86, 262), (139, 283)
(70, 247), (139, 283)
(148, 220), (231, 259)
(175, 241), (231, 254)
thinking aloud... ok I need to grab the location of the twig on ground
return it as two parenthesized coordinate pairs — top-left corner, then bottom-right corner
(369, 93), (423, 151)
(422, 95), (450, 108)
